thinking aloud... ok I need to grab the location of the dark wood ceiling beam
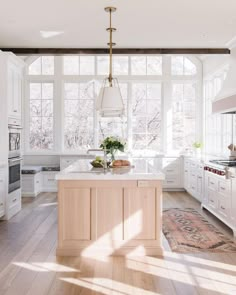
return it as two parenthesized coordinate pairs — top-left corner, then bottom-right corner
(0, 48), (230, 55)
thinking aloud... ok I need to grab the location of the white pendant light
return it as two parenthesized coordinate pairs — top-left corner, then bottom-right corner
(96, 7), (124, 117)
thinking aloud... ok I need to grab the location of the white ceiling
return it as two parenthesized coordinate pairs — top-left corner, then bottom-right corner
(0, 0), (236, 48)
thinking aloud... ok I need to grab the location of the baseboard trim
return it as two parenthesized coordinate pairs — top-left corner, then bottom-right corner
(56, 246), (164, 257)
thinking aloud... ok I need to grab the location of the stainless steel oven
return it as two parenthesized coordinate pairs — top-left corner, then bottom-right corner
(8, 125), (21, 159)
(8, 157), (22, 193)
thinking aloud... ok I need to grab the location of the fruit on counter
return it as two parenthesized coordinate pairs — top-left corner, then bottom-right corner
(112, 160), (131, 167)
(90, 156), (105, 167)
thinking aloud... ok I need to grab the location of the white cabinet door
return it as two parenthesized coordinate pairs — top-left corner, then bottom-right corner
(7, 61), (23, 120)
(0, 170), (6, 218)
(231, 178), (236, 226)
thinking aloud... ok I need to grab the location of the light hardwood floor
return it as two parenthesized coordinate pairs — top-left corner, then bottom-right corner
(0, 192), (236, 295)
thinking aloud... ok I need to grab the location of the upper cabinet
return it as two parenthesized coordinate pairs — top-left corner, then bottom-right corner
(0, 52), (25, 125)
(8, 60), (23, 121)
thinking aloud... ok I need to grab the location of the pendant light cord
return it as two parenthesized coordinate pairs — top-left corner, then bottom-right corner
(109, 8), (113, 87)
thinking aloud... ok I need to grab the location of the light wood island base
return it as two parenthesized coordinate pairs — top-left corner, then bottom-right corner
(57, 180), (163, 256)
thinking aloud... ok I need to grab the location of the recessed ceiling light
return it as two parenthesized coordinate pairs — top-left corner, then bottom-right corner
(40, 31), (64, 39)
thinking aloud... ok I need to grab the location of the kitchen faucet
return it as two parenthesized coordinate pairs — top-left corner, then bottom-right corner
(87, 148), (108, 169)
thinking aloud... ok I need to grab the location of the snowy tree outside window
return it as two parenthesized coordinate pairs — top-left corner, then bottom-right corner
(26, 55), (201, 154)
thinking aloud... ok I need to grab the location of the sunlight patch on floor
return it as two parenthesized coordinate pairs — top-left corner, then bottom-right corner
(13, 262), (79, 273)
(61, 277), (161, 295)
(125, 255), (236, 294)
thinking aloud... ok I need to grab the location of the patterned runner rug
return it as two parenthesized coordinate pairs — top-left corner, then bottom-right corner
(163, 208), (236, 253)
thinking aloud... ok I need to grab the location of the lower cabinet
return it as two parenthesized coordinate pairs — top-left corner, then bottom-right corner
(5, 189), (21, 220)
(184, 158), (203, 202)
(57, 180), (163, 256)
(203, 171), (235, 234)
(0, 170), (6, 218)
(22, 172), (41, 197)
(22, 171), (57, 197)
(162, 157), (183, 189)
(41, 172), (57, 192)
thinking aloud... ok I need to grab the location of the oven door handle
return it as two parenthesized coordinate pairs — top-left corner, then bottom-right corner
(8, 125), (23, 129)
(8, 157), (23, 163)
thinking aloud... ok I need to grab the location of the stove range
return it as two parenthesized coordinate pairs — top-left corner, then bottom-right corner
(209, 159), (236, 167)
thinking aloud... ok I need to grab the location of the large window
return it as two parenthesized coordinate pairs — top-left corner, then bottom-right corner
(64, 82), (95, 149)
(29, 82), (54, 150)
(25, 55), (201, 154)
(172, 82), (196, 150)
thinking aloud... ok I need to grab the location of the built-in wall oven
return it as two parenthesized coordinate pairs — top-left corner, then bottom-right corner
(8, 157), (22, 193)
(8, 125), (22, 193)
(8, 125), (21, 159)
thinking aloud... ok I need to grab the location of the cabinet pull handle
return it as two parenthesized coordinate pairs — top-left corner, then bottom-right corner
(185, 170), (188, 172)
(210, 199), (214, 203)
(13, 198), (17, 202)
(13, 110), (17, 112)
(221, 206), (225, 210)
(0, 180), (3, 183)
(48, 179), (54, 181)
(0, 203), (3, 206)
(167, 181), (174, 183)
(220, 187), (225, 190)
(198, 176), (202, 179)
(210, 182), (215, 185)
(167, 169), (174, 172)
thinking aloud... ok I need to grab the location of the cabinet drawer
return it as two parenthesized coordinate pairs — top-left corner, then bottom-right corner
(218, 198), (229, 219)
(208, 190), (217, 210)
(43, 175), (56, 186)
(162, 158), (180, 169)
(218, 180), (230, 196)
(8, 189), (21, 209)
(163, 176), (181, 187)
(208, 176), (217, 191)
(163, 167), (178, 175)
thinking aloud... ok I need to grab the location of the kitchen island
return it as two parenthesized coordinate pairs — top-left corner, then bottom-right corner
(55, 160), (165, 256)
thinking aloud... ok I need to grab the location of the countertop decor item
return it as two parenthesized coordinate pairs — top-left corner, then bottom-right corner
(96, 7), (124, 117)
(193, 142), (202, 157)
(100, 136), (126, 161)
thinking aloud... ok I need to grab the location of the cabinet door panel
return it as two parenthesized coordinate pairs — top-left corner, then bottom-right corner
(92, 188), (123, 240)
(61, 188), (91, 240)
(124, 188), (156, 240)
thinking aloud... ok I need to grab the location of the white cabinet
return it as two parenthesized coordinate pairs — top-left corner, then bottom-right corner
(184, 158), (203, 202)
(203, 171), (235, 234)
(0, 169), (6, 218)
(7, 59), (23, 121)
(162, 157), (183, 189)
(6, 189), (21, 220)
(231, 177), (236, 231)
(22, 172), (42, 197)
(42, 172), (57, 192)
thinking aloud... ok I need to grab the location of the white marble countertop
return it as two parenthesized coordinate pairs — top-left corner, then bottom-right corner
(56, 159), (165, 181)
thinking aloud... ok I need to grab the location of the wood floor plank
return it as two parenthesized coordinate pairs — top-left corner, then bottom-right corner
(0, 191), (235, 295)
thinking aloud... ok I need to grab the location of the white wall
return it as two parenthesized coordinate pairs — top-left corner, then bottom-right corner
(203, 55), (229, 77)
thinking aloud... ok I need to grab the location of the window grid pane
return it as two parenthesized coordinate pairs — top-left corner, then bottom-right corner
(29, 83), (54, 150)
